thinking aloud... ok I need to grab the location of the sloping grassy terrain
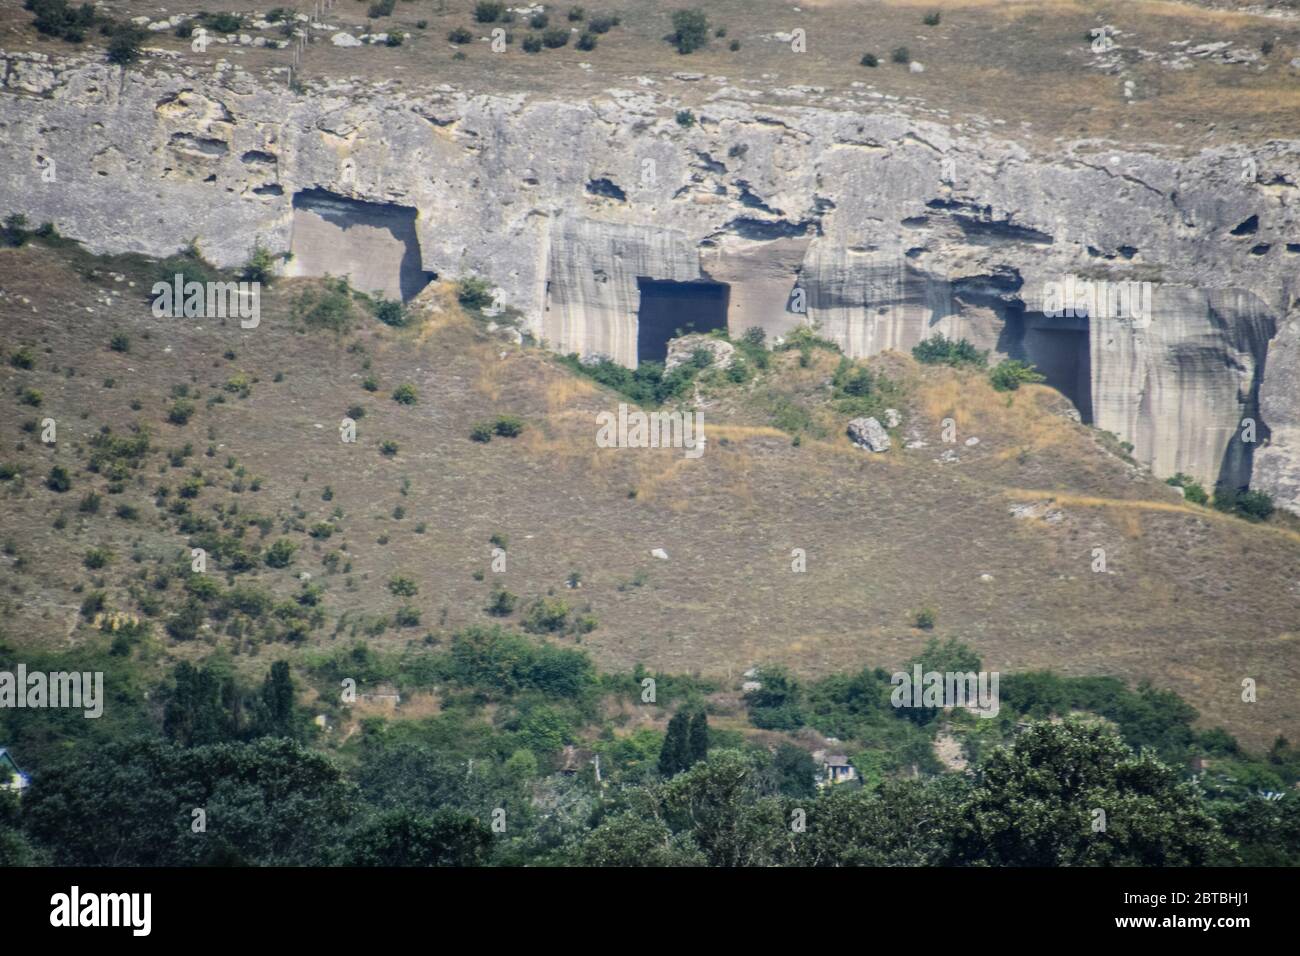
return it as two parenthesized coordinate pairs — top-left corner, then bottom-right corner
(1, 235), (1296, 749)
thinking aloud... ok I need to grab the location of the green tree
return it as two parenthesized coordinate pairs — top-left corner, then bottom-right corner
(162, 661), (245, 746)
(23, 738), (357, 865)
(578, 809), (703, 866)
(950, 721), (1233, 866)
(255, 661), (297, 739)
(745, 665), (804, 730)
(670, 9), (709, 53)
(658, 711), (691, 777)
(660, 750), (789, 866)
(340, 808), (493, 866)
(687, 710), (709, 765)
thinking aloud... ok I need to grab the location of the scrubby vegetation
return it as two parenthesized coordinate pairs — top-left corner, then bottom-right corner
(989, 359), (1045, 391)
(912, 333), (988, 368)
(1, 629), (1292, 867)
(670, 9), (710, 54)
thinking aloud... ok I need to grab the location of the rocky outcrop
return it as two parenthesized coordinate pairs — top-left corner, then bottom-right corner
(847, 417), (891, 452)
(1, 51), (1297, 503)
(664, 334), (735, 372)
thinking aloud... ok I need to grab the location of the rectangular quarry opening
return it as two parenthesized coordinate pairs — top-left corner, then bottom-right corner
(1022, 316), (1093, 423)
(635, 278), (731, 364)
(288, 189), (432, 301)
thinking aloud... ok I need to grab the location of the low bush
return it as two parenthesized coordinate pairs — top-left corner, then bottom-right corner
(989, 359), (1044, 392)
(912, 333), (988, 367)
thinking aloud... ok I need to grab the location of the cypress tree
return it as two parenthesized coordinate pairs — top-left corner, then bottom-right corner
(257, 661), (297, 739)
(658, 711), (690, 777)
(688, 710), (709, 765)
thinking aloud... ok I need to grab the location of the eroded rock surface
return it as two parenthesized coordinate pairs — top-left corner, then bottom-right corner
(1, 52), (1297, 503)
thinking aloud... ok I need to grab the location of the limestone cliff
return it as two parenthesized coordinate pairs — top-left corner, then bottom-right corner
(1, 50), (1297, 508)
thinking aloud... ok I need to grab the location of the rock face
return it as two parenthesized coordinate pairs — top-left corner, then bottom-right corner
(1, 52), (1298, 504)
(286, 189), (429, 300)
(847, 417), (891, 452)
(1254, 313), (1300, 513)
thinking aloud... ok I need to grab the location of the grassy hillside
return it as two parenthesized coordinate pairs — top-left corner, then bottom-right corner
(1, 233), (1297, 750)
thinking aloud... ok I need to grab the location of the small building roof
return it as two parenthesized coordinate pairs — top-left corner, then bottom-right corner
(825, 754), (850, 766)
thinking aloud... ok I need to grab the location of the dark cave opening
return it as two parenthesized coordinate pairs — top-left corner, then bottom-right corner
(635, 278), (731, 364)
(999, 309), (1093, 423)
(1021, 317), (1093, 424)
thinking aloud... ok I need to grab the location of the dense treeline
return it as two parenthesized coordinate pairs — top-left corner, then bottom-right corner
(1, 630), (1296, 866)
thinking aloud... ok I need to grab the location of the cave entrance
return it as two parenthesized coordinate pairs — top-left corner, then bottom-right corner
(635, 278), (731, 364)
(289, 189), (433, 301)
(1021, 314), (1093, 423)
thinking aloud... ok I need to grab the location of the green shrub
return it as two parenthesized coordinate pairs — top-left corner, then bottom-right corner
(238, 242), (275, 284)
(989, 359), (1044, 392)
(569, 7), (586, 21)
(448, 26), (473, 44)
(20, 388), (42, 407)
(1166, 473), (1209, 505)
(576, 31), (596, 50)
(912, 333), (988, 367)
(923, 11), (941, 25)
(9, 346), (35, 370)
(470, 422), (494, 443)
(588, 14), (615, 33)
(392, 384), (418, 405)
(373, 299), (406, 327)
(529, 11), (549, 28)
(474, 1), (504, 21)
(46, 466), (72, 492)
(1213, 487), (1275, 522)
(201, 12), (243, 32)
(542, 27), (569, 48)
(891, 46), (911, 64)
(493, 415), (524, 437)
(913, 607), (936, 630)
(389, 576), (418, 597)
(394, 606), (421, 628)
(456, 276), (494, 310)
(28, 0), (96, 42)
(168, 399), (196, 425)
(675, 109), (695, 127)
(379, 440), (399, 457)
(264, 538), (297, 568)
(670, 9), (709, 54)
(522, 596), (571, 633)
(522, 34), (542, 53)
(83, 547), (111, 570)
(298, 281), (354, 333)
(109, 333), (130, 353)
(486, 586), (517, 616)
(860, 52), (879, 67)
(106, 25), (146, 65)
